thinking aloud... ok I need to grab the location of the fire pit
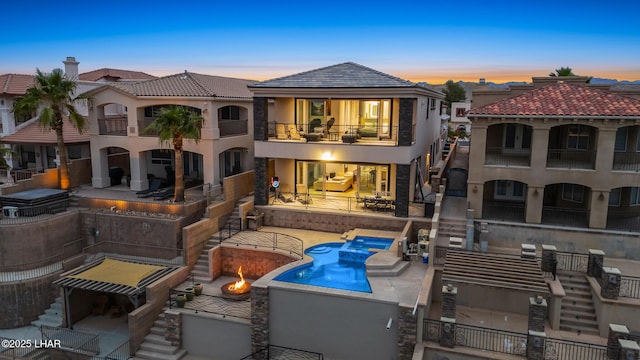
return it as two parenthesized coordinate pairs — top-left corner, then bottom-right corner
(221, 266), (251, 300)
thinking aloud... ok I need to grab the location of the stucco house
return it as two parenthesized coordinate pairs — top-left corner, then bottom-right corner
(249, 62), (445, 217)
(467, 78), (640, 237)
(84, 71), (255, 191)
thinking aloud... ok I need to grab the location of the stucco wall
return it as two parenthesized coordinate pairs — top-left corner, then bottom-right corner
(268, 285), (399, 360)
(182, 312), (251, 359)
(481, 221), (640, 260)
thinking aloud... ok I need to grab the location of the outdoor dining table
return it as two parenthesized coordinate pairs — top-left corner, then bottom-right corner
(363, 195), (395, 211)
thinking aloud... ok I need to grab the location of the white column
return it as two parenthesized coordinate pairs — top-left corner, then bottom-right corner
(91, 146), (110, 188)
(129, 151), (149, 191)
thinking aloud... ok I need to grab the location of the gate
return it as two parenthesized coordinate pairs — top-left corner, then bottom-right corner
(445, 168), (468, 197)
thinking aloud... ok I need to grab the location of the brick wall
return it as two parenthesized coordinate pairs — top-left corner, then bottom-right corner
(0, 273), (60, 328)
(212, 246), (297, 280)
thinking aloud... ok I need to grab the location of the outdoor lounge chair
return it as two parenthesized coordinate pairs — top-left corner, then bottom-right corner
(136, 178), (162, 198)
(287, 124), (302, 140)
(153, 187), (174, 200)
(276, 123), (289, 140)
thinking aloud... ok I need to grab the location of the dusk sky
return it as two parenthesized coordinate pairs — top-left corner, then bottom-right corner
(2, 0), (639, 84)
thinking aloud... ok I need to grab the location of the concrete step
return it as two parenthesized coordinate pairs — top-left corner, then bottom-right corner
(559, 323), (599, 336)
(367, 261), (410, 277)
(560, 309), (597, 321)
(562, 302), (596, 313)
(45, 307), (62, 317)
(140, 341), (180, 355)
(145, 334), (173, 346)
(153, 319), (166, 329)
(150, 326), (164, 336)
(31, 317), (62, 328)
(133, 348), (187, 360)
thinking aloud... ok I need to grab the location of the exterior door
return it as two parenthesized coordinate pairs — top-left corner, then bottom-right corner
(503, 124), (532, 153)
(494, 180), (526, 201)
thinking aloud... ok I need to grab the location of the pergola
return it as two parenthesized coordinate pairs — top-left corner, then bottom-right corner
(53, 258), (177, 328)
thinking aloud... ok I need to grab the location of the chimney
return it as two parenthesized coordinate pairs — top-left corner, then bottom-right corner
(63, 56), (79, 81)
(479, 78), (486, 85)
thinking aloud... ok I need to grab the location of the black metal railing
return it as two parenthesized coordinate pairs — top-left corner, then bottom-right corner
(424, 319), (527, 356)
(211, 217), (242, 242)
(555, 251), (589, 273)
(607, 211), (640, 233)
(98, 117), (128, 136)
(103, 340), (130, 360)
(223, 231), (304, 260)
(484, 147), (531, 166)
(481, 201), (526, 222)
(219, 119), (248, 137)
(0, 198), (71, 225)
(268, 121), (398, 144)
(544, 338), (607, 360)
(620, 275), (640, 299)
(41, 325), (100, 355)
(546, 149), (596, 169)
(240, 345), (324, 360)
(612, 152), (640, 172)
(542, 207), (589, 228)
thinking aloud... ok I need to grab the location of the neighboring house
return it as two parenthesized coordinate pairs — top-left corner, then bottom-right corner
(249, 62), (445, 217)
(467, 78), (640, 233)
(84, 71), (255, 191)
(0, 57), (157, 173)
(450, 101), (471, 135)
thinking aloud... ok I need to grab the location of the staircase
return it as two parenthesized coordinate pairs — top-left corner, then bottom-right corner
(366, 253), (410, 277)
(558, 272), (599, 336)
(438, 217), (467, 241)
(191, 205), (241, 283)
(133, 309), (187, 360)
(31, 297), (63, 328)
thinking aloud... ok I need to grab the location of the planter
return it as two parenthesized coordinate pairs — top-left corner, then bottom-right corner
(174, 294), (187, 308)
(193, 283), (203, 296)
(246, 214), (264, 231)
(184, 288), (195, 301)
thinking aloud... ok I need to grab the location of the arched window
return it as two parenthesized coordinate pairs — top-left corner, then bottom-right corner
(220, 106), (240, 121)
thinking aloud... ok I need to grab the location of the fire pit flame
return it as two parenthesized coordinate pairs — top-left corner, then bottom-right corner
(221, 266), (251, 300)
(228, 266), (247, 292)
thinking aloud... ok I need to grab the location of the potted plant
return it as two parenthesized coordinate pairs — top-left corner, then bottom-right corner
(184, 288), (195, 301)
(174, 294), (187, 308)
(193, 283), (203, 296)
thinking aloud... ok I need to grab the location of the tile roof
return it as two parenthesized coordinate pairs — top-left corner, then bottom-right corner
(0, 74), (35, 95)
(468, 82), (640, 117)
(109, 72), (254, 98)
(79, 68), (157, 81)
(0, 117), (89, 144)
(250, 62), (415, 88)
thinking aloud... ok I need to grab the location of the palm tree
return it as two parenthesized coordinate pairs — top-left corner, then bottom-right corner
(145, 105), (203, 202)
(12, 68), (85, 190)
(0, 146), (12, 169)
(549, 67), (575, 77)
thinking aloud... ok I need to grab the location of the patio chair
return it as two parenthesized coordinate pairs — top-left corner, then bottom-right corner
(276, 123), (289, 139)
(136, 178), (162, 198)
(287, 124), (302, 140)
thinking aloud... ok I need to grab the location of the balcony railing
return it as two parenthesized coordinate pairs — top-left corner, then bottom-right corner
(267, 122), (399, 145)
(481, 201), (526, 222)
(219, 119), (248, 137)
(542, 206), (589, 228)
(98, 116), (127, 136)
(138, 118), (202, 138)
(485, 147), (531, 166)
(546, 149), (595, 169)
(613, 152), (640, 172)
(607, 209), (640, 232)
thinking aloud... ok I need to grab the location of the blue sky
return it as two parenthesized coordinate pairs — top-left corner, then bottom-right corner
(2, 0), (639, 83)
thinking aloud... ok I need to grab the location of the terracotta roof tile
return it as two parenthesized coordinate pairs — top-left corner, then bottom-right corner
(468, 82), (640, 117)
(0, 74), (36, 95)
(109, 72), (254, 98)
(0, 117), (89, 144)
(78, 68), (157, 81)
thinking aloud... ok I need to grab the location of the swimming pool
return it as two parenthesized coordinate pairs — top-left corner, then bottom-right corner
(274, 236), (394, 293)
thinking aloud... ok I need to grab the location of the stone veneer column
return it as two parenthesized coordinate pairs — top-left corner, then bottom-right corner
(397, 306), (417, 360)
(607, 324), (630, 360)
(540, 245), (557, 273)
(254, 157), (269, 206)
(164, 310), (182, 347)
(253, 97), (269, 141)
(441, 284), (457, 319)
(251, 285), (269, 357)
(587, 249), (605, 278)
(397, 98), (414, 147)
(528, 296), (547, 332)
(440, 317), (456, 348)
(618, 339), (640, 360)
(601, 267), (621, 300)
(395, 164), (410, 217)
(526, 330), (546, 360)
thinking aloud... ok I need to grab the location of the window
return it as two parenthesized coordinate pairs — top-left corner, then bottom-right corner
(151, 150), (172, 165)
(220, 106), (240, 120)
(430, 98), (436, 110)
(614, 127), (628, 152)
(609, 188), (621, 206)
(455, 108), (466, 117)
(562, 184), (585, 203)
(631, 187), (640, 206)
(567, 125), (590, 150)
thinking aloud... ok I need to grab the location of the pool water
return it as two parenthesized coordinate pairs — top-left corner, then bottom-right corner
(274, 237), (394, 293)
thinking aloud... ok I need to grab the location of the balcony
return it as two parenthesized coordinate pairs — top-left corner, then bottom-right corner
(137, 118), (201, 138)
(484, 147), (530, 166)
(613, 152), (640, 172)
(267, 122), (399, 145)
(546, 149), (595, 169)
(98, 116), (127, 136)
(219, 119), (248, 137)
